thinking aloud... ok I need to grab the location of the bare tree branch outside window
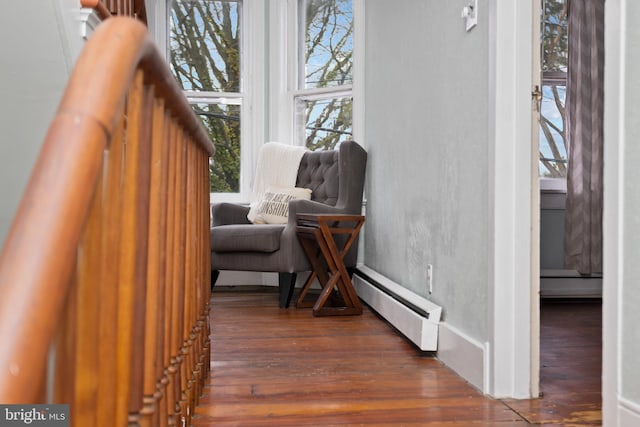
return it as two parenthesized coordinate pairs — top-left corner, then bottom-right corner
(170, 0), (241, 192)
(301, 0), (353, 151)
(540, 0), (568, 178)
(168, 0), (356, 190)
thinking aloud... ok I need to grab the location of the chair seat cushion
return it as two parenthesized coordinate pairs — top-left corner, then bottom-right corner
(211, 224), (285, 253)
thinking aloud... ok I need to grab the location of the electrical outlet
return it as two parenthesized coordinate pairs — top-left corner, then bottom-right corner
(427, 264), (433, 294)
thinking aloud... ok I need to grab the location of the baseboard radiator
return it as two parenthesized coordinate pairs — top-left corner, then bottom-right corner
(354, 265), (442, 351)
(540, 269), (603, 298)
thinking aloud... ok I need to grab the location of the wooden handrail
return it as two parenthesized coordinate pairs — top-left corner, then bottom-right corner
(81, 0), (147, 23)
(0, 17), (212, 426)
(81, 0), (111, 20)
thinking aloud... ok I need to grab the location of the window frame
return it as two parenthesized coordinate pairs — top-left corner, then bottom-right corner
(293, 87), (353, 150)
(151, 0), (265, 203)
(539, 69), (567, 191)
(539, 0), (568, 191)
(293, 0), (355, 149)
(147, 0), (363, 199)
(267, 0), (360, 148)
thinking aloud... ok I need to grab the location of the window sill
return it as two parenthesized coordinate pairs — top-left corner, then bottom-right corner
(540, 177), (567, 193)
(210, 193), (250, 204)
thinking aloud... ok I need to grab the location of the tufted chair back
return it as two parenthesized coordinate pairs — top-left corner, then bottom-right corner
(296, 150), (340, 206)
(295, 140), (366, 214)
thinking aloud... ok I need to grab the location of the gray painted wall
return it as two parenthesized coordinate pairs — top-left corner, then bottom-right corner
(363, 0), (490, 340)
(0, 0), (82, 248)
(621, 0), (640, 404)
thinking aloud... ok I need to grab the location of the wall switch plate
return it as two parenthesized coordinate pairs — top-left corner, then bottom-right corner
(427, 264), (433, 294)
(461, 0), (478, 32)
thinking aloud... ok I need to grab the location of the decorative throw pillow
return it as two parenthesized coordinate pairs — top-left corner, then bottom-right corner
(251, 186), (312, 224)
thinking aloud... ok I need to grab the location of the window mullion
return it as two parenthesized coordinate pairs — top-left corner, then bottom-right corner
(292, 85), (353, 101)
(296, 0), (306, 91)
(267, 0), (294, 144)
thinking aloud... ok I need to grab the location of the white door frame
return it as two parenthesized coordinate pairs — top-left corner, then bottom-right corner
(529, 0), (542, 399)
(602, 0), (622, 425)
(488, 0), (536, 398)
(516, 0), (631, 422)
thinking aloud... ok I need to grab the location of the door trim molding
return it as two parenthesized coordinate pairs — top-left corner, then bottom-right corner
(487, 0), (535, 398)
(603, 0), (624, 425)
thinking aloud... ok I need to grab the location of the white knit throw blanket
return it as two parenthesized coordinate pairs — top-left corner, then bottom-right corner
(247, 142), (308, 222)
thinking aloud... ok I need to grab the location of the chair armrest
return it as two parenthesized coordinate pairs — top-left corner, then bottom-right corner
(211, 202), (251, 226)
(286, 199), (348, 227)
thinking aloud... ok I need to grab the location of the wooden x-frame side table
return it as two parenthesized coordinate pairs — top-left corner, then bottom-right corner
(295, 214), (365, 316)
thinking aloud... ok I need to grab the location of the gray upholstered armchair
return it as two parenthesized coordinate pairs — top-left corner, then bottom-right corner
(210, 141), (367, 308)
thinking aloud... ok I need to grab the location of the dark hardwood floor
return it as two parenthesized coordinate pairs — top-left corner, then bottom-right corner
(503, 299), (602, 426)
(192, 289), (602, 426)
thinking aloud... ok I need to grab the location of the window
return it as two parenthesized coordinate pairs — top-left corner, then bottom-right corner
(295, 0), (353, 150)
(539, 0), (568, 178)
(169, 0), (243, 193)
(155, 0), (359, 197)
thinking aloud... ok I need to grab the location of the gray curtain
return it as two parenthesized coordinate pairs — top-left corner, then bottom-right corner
(564, 0), (605, 275)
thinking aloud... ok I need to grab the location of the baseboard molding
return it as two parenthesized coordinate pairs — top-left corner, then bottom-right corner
(540, 275), (602, 298)
(353, 265), (441, 351)
(619, 397), (640, 426)
(354, 265), (486, 391)
(437, 322), (487, 393)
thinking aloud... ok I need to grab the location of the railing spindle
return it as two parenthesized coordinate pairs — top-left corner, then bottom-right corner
(0, 17), (213, 427)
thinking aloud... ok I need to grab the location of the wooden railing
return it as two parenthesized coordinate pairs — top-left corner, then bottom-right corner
(81, 0), (147, 22)
(0, 17), (213, 427)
